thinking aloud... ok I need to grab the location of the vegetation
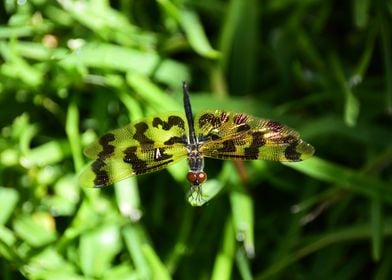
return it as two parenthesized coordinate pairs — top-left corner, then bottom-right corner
(0, 0), (391, 279)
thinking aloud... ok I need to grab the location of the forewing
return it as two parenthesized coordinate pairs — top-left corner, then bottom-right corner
(84, 112), (187, 159)
(79, 144), (188, 188)
(195, 110), (314, 162)
(80, 112), (189, 188)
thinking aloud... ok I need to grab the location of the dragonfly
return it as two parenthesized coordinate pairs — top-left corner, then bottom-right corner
(80, 82), (315, 206)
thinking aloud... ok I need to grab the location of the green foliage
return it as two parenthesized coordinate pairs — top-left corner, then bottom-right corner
(0, 0), (391, 279)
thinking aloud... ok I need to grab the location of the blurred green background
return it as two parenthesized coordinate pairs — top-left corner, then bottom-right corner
(0, 0), (391, 279)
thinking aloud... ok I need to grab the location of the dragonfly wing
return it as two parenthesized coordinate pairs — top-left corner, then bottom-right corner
(80, 112), (189, 187)
(84, 112), (187, 159)
(195, 110), (314, 162)
(80, 144), (188, 188)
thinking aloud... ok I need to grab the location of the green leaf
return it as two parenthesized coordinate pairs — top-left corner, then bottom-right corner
(0, 187), (19, 225)
(13, 214), (57, 247)
(211, 218), (235, 280)
(79, 224), (122, 277)
(122, 224), (151, 279)
(142, 244), (171, 280)
(179, 9), (220, 59)
(22, 140), (70, 167)
(286, 157), (392, 204)
(114, 177), (142, 221)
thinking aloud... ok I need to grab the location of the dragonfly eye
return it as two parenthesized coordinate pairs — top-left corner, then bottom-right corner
(187, 171), (207, 185)
(196, 172), (207, 184)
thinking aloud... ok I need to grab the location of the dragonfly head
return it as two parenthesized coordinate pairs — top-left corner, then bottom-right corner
(186, 171), (207, 186)
(186, 171), (207, 206)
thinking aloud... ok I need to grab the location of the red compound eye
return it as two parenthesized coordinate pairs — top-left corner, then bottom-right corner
(187, 172), (198, 184)
(187, 171), (207, 185)
(197, 172), (207, 183)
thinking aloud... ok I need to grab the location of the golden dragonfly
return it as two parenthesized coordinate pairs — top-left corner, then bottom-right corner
(80, 82), (314, 205)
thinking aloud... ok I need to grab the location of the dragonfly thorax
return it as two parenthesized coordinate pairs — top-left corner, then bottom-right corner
(186, 143), (204, 171)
